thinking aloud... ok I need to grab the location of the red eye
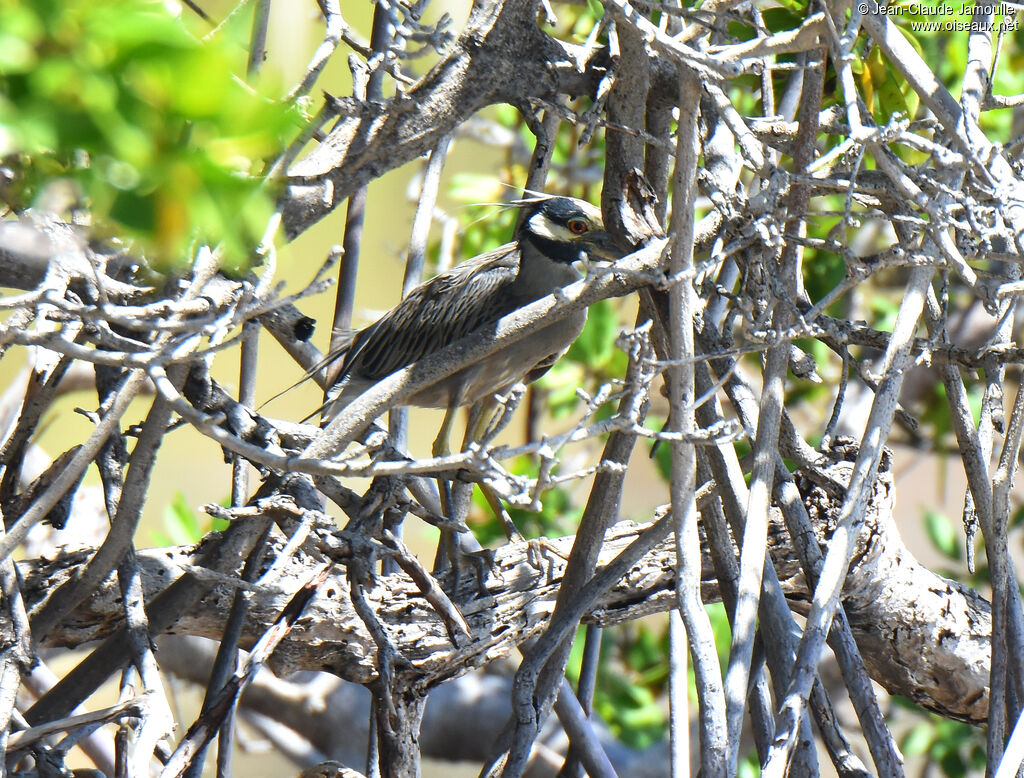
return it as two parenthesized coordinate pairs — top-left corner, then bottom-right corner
(567, 219), (589, 235)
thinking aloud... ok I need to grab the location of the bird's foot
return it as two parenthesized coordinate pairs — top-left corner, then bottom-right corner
(524, 537), (568, 583)
(464, 547), (498, 596)
(439, 545), (497, 600)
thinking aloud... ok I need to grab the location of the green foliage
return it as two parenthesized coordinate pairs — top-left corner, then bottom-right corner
(445, 175), (518, 257)
(152, 491), (227, 546)
(705, 601), (733, 669)
(562, 605), (736, 751)
(567, 299), (619, 368)
(652, 437), (750, 484)
(1012, 504), (1024, 530)
(802, 239), (846, 308)
(857, 43), (921, 123)
(876, 1), (1020, 139)
(923, 509), (961, 561)
(0, 0), (298, 270)
(544, 299), (629, 417)
(915, 366), (984, 455)
(867, 292), (901, 333)
(738, 752), (761, 778)
(537, 360), (588, 419)
(549, 0), (603, 42)
(446, 173), (507, 212)
(595, 665), (666, 748)
(898, 705), (986, 776)
(470, 457), (582, 544)
(752, 7), (805, 36)
(649, 417), (672, 480)
(564, 625), (668, 749)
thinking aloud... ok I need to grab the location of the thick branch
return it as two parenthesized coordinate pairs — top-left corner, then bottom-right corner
(20, 463), (991, 725)
(280, 0), (604, 238)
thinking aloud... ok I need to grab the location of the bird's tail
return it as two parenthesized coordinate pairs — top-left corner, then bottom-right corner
(298, 394), (337, 425)
(256, 329), (355, 414)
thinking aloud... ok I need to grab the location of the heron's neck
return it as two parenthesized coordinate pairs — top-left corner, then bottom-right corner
(513, 243), (581, 301)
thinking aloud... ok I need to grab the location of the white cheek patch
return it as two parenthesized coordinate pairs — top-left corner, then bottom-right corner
(528, 212), (573, 242)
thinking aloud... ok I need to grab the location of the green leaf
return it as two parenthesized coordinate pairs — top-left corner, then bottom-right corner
(469, 455), (582, 542)
(0, 0), (296, 269)
(900, 722), (934, 757)
(0, 32), (37, 71)
(538, 361), (586, 418)
(738, 754), (761, 778)
(647, 417), (671, 481)
(567, 299), (618, 367)
(866, 45), (912, 122)
(1011, 505), (1024, 529)
(937, 751), (968, 777)
(759, 7), (804, 32)
(109, 188), (156, 233)
(623, 624), (664, 672)
(923, 510), (961, 561)
(161, 491), (202, 545)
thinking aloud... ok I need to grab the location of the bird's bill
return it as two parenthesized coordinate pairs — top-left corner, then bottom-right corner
(586, 230), (625, 261)
(573, 232), (622, 275)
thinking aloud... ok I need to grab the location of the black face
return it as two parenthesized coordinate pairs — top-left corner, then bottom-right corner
(519, 196), (615, 264)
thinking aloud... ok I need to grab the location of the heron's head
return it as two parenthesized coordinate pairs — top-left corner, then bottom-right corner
(517, 196), (621, 265)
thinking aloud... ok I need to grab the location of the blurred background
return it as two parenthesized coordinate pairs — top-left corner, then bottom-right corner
(3, 0), (1021, 774)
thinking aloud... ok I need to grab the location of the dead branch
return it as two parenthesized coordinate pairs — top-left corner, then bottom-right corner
(19, 458), (990, 725)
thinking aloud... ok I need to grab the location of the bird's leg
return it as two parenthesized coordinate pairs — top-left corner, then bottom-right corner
(464, 396), (570, 589)
(434, 477), (474, 587)
(467, 388), (526, 446)
(480, 482), (567, 582)
(432, 402), (459, 577)
(450, 401), (508, 593)
(434, 399), (499, 590)
(433, 396), (528, 591)
(432, 402), (459, 459)
(479, 483), (524, 543)
(464, 397), (493, 445)
(470, 395), (570, 583)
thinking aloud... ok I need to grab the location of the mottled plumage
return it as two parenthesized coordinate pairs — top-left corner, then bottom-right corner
(340, 244), (522, 384)
(316, 195), (620, 421)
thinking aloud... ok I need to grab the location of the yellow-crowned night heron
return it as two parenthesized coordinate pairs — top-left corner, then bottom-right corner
(315, 194), (620, 454)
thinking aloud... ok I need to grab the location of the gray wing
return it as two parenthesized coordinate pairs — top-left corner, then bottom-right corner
(339, 243), (523, 382)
